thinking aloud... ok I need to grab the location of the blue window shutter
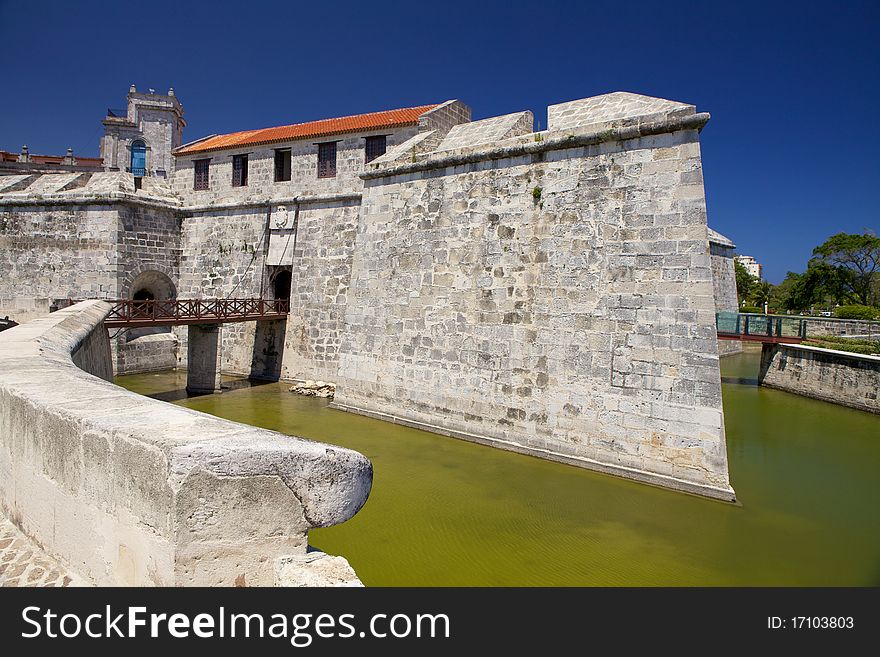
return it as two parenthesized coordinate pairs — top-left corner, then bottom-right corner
(131, 142), (146, 176)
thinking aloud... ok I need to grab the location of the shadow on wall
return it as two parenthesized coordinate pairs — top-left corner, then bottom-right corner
(249, 267), (291, 381)
(251, 319), (286, 380)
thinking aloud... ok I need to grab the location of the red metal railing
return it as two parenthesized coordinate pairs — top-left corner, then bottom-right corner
(96, 298), (290, 327)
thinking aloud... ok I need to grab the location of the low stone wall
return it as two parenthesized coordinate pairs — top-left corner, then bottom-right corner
(717, 340), (743, 357)
(0, 301), (372, 586)
(801, 316), (880, 340)
(114, 332), (180, 374)
(759, 343), (880, 414)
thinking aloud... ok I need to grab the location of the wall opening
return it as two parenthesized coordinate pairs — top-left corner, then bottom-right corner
(126, 270), (176, 340)
(272, 270), (292, 301)
(133, 288), (155, 301)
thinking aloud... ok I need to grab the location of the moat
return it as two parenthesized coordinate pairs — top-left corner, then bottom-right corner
(117, 346), (880, 586)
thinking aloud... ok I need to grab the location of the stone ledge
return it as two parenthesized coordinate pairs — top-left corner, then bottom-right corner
(360, 112), (710, 180)
(772, 342), (880, 363)
(0, 301), (373, 585)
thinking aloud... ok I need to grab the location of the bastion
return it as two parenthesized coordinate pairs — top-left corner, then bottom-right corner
(0, 89), (739, 502)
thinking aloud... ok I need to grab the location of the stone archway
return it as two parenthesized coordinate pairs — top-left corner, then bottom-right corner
(129, 270), (176, 303)
(125, 270), (177, 342)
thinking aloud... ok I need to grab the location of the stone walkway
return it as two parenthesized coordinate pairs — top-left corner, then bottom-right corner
(0, 516), (87, 587)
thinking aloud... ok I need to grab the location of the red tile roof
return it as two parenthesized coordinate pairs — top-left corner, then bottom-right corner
(0, 150), (103, 165)
(175, 104), (438, 156)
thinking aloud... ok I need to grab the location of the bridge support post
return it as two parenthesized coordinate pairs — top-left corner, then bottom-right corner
(187, 324), (221, 394)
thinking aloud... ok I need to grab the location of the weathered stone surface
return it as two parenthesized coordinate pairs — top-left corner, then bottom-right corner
(759, 343), (880, 413)
(0, 301), (373, 586)
(1, 90), (741, 501)
(274, 551), (363, 587)
(187, 324), (222, 393)
(709, 230), (742, 357)
(289, 380), (336, 398)
(333, 101), (735, 501)
(436, 111), (533, 152)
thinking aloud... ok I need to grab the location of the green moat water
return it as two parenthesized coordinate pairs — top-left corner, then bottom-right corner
(116, 347), (880, 586)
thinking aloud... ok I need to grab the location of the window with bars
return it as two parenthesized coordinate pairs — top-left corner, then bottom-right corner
(365, 135), (387, 163)
(274, 149), (291, 182)
(232, 154), (248, 187)
(317, 142), (337, 178)
(194, 159), (210, 190)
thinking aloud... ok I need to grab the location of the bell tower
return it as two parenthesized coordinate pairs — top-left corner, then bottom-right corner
(100, 85), (185, 178)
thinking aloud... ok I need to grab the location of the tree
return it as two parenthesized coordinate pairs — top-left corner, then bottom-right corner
(780, 260), (853, 312)
(769, 272), (799, 312)
(752, 281), (773, 309)
(812, 231), (880, 306)
(734, 260), (759, 306)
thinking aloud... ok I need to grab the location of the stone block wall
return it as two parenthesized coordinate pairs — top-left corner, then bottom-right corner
(418, 100), (472, 137)
(710, 238), (742, 356)
(759, 343), (880, 413)
(547, 92), (695, 132)
(177, 208), (269, 375)
(0, 204), (119, 320)
(116, 203), (181, 297)
(114, 333), (180, 374)
(281, 200), (360, 382)
(800, 316), (880, 340)
(172, 127), (419, 205)
(332, 105), (735, 501)
(436, 111), (533, 151)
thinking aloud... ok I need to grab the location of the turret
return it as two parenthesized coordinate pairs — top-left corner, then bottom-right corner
(100, 85), (185, 178)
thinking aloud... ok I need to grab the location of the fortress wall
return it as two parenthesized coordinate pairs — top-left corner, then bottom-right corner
(177, 208), (270, 375)
(710, 240), (742, 356)
(0, 203), (120, 321)
(116, 203), (181, 297)
(333, 120), (735, 500)
(0, 301), (372, 586)
(281, 201), (360, 382)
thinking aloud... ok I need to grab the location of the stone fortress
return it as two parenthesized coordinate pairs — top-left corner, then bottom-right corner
(0, 86), (741, 502)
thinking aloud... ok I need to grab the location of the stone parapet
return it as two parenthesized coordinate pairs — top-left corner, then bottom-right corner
(759, 343), (880, 413)
(0, 301), (372, 586)
(361, 110), (710, 180)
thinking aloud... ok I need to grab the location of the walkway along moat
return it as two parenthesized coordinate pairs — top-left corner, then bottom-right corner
(117, 346), (880, 586)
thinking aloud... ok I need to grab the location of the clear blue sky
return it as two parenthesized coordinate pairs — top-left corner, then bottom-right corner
(1, 0), (877, 282)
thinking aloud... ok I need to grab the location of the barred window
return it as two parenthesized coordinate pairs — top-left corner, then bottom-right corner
(317, 142), (337, 178)
(194, 159), (210, 190)
(275, 149), (291, 182)
(232, 154), (248, 187)
(365, 135), (387, 163)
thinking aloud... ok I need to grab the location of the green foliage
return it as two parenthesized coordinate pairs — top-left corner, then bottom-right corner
(532, 186), (542, 201)
(769, 272), (798, 312)
(778, 260), (854, 312)
(833, 304), (880, 320)
(752, 281), (772, 306)
(734, 260), (758, 304)
(803, 335), (880, 355)
(812, 231), (880, 306)
(740, 305), (763, 314)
